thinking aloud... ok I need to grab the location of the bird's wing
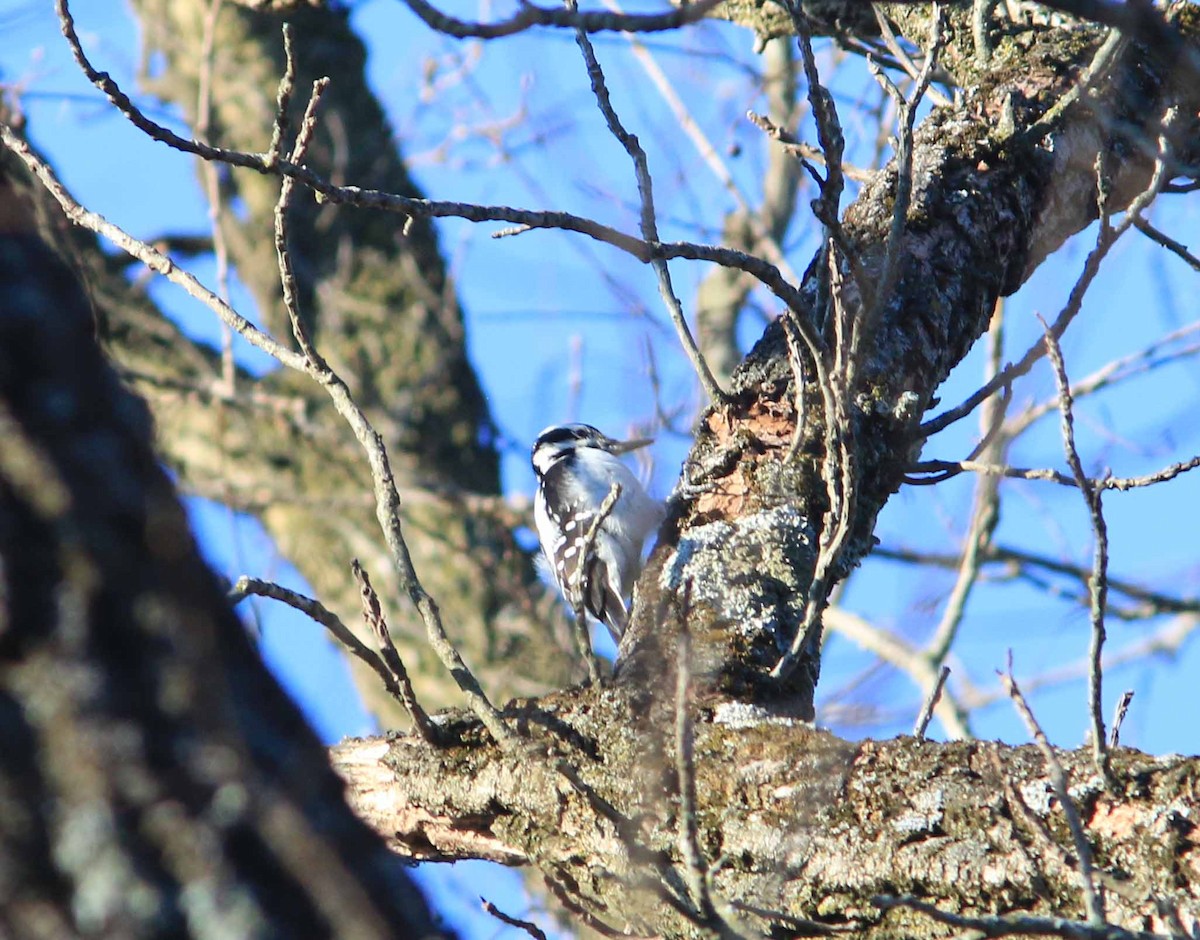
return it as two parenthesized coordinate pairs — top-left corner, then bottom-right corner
(539, 465), (629, 639)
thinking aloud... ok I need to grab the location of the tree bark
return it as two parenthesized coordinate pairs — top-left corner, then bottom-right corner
(333, 694), (1200, 938)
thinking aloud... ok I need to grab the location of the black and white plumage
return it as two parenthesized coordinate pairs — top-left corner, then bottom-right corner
(531, 423), (665, 644)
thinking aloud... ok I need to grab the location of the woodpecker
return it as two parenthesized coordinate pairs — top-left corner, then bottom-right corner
(531, 423), (665, 644)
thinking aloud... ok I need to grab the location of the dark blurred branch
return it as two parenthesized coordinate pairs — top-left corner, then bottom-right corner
(0, 189), (450, 938)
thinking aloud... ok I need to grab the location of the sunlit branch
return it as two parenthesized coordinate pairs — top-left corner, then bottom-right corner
(400, 0), (721, 40)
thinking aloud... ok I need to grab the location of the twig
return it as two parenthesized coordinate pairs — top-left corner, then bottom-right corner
(870, 6), (953, 107)
(906, 455), (1200, 491)
(782, 314), (810, 463)
(1000, 661), (1105, 927)
(864, 4), (945, 336)
(1024, 28), (1126, 143)
(950, 616), (1199, 714)
(912, 666), (950, 740)
(922, 106), (1178, 439)
(571, 483), (621, 682)
(773, 8), (945, 686)
(874, 894), (1163, 940)
(824, 606), (972, 738)
(551, 761), (696, 917)
(606, 2), (801, 287)
(1109, 690), (1134, 748)
(567, 0), (725, 403)
(746, 111), (874, 183)
(0, 124), (308, 373)
(480, 898), (548, 940)
(1003, 324), (1200, 439)
(879, 542), (1199, 622)
(673, 586), (715, 925)
(265, 23), (298, 169)
(401, 0), (721, 40)
(923, 308), (1006, 669)
(48, 0), (809, 318)
(1041, 321), (1111, 785)
(352, 561), (439, 746)
(271, 72), (518, 750)
(771, 256), (855, 683)
(229, 576), (430, 725)
(993, 746), (1078, 878)
(784, 0), (845, 236)
(1133, 217), (1200, 272)
(727, 900), (849, 936)
(543, 871), (652, 940)
(780, 0), (872, 320)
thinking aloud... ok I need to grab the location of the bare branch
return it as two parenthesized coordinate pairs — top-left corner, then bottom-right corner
(874, 895), (1163, 940)
(270, 69), (518, 748)
(567, 1), (726, 403)
(870, 6), (953, 107)
(1003, 322), (1200, 439)
(825, 606), (972, 738)
(785, 0), (846, 235)
(1041, 321), (1111, 782)
(1024, 28), (1126, 143)
(1132, 217), (1200, 272)
(906, 455), (1200, 491)
(913, 665), (950, 740)
(0, 124), (307, 371)
(865, 4), (946, 335)
(612, 13), (801, 287)
(352, 561), (440, 746)
(922, 307), (1005, 668)
(571, 483), (622, 683)
(1001, 663), (1105, 926)
(481, 898), (548, 940)
(771, 255), (856, 683)
(229, 576), (428, 725)
(48, 0), (806, 316)
(746, 110), (874, 183)
(400, 0), (721, 40)
(922, 105), (1179, 439)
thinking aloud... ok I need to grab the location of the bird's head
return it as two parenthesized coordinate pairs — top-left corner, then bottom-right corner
(531, 423), (653, 475)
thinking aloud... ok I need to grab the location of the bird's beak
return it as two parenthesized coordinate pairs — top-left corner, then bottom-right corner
(609, 435), (654, 455)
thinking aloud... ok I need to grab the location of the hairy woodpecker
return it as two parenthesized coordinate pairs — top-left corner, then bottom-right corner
(531, 423), (665, 644)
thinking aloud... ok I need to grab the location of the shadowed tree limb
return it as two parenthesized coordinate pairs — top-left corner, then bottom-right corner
(0, 181), (452, 939)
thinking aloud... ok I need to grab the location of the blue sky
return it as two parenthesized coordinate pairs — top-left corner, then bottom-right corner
(4, 1), (1199, 934)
